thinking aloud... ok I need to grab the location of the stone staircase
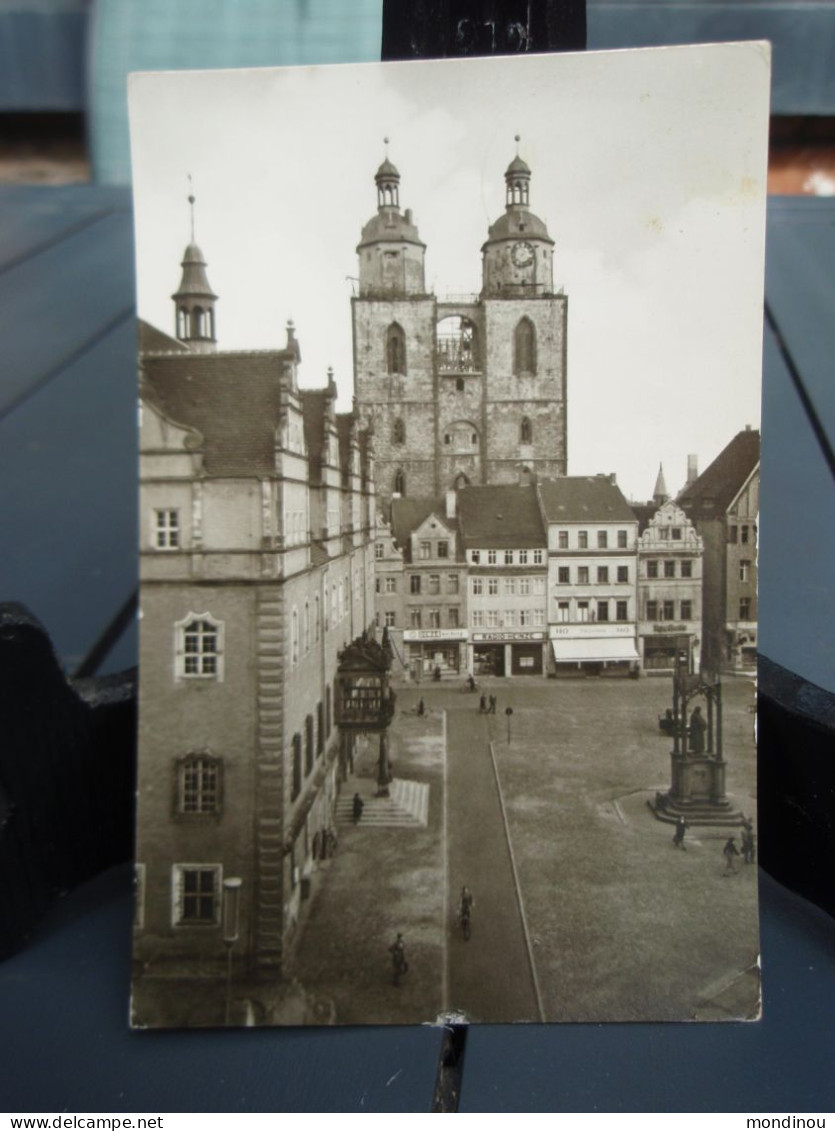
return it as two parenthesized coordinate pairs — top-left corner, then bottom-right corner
(336, 778), (429, 828)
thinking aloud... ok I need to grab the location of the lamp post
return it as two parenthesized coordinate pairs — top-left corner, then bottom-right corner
(222, 876), (242, 1026)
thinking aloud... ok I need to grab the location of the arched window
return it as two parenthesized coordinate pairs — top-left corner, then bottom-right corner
(520, 417), (532, 444)
(193, 306), (205, 338)
(392, 417), (406, 444)
(177, 307), (188, 339)
(514, 317), (536, 375)
(386, 323), (406, 375)
(394, 469), (406, 496)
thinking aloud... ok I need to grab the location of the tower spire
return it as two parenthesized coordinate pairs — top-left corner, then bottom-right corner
(653, 463), (669, 506)
(172, 179), (218, 352)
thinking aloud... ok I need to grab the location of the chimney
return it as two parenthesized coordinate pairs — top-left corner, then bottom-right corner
(446, 489), (456, 520)
(686, 454), (698, 485)
(405, 208), (413, 224)
(609, 473), (617, 485)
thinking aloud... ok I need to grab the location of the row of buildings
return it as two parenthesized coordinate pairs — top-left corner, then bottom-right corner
(375, 430), (759, 682)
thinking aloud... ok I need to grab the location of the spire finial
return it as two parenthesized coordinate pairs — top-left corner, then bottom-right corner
(515, 134), (521, 154)
(187, 174), (196, 243)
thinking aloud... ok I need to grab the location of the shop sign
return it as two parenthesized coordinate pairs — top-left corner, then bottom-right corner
(403, 629), (468, 642)
(550, 623), (633, 639)
(472, 631), (545, 642)
(651, 623), (690, 634)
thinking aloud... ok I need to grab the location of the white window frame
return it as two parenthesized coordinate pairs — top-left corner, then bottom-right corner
(154, 508), (180, 550)
(171, 863), (222, 927)
(175, 613), (224, 680)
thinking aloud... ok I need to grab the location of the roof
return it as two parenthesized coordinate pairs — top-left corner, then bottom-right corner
(172, 242), (217, 300)
(457, 484), (545, 549)
(484, 208), (553, 244)
(137, 318), (189, 354)
(631, 503), (658, 535)
(537, 476), (637, 524)
(357, 209), (425, 250)
(376, 157), (400, 180)
(300, 390), (328, 483)
(390, 496), (450, 555)
(678, 429), (760, 517)
(505, 155), (531, 176)
(141, 350), (290, 476)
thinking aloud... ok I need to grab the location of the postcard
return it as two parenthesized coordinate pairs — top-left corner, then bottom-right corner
(129, 42), (768, 1027)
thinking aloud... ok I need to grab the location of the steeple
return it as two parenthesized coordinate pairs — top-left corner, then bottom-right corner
(481, 138), (555, 297)
(653, 463), (669, 506)
(172, 180), (218, 352)
(356, 140), (426, 297)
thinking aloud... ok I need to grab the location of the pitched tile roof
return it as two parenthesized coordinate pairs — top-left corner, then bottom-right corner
(678, 428), (760, 517)
(138, 318), (189, 354)
(457, 483), (546, 548)
(537, 476), (636, 524)
(141, 350), (290, 476)
(390, 497), (451, 556)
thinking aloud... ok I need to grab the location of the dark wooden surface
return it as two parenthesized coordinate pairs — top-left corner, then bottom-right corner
(1, 186), (834, 1111)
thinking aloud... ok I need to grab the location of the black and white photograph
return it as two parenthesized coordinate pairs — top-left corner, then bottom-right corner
(129, 42), (768, 1027)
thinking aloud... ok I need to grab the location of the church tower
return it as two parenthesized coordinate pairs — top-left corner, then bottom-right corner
(172, 188), (218, 353)
(353, 140), (567, 511)
(478, 139), (566, 485)
(352, 144), (437, 504)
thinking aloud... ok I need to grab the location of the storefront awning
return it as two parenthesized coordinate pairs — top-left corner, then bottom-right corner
(550, 636), (639, 663)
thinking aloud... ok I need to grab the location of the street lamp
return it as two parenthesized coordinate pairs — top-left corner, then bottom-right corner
(222, 876), (242, 1026)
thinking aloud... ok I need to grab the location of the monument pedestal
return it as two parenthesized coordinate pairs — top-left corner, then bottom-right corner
(650, 751), (746, 826)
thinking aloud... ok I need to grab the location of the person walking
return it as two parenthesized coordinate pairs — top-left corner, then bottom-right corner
(741, 821), (756, 864)
(723, 835), (740, 874)
(479, 694), (487, 714)
(352, 792), (364, 825)
(389, 932), (408, 986)
(488, 694), (497, 715)
(672, 815), (688, 849)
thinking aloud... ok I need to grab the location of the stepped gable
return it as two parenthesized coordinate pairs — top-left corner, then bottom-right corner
(537, 475), (636, 525)
(457, 483), (545, 549)
(141, 349), (293, 477)
(678, 429), (760, 518)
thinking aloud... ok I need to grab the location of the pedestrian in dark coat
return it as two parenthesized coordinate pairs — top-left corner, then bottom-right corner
(417, 697), (425, 716)
(672, 815), (688, 849)
(488, 694), (497, 714)
(479, 694), (487, 714)
(741, 824), (756, 864)
(352, 792), (364, 825)
(723, 835), (740, 874)
(389, 933), (408, 985)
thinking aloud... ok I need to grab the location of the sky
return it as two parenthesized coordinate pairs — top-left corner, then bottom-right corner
(129, 42), (770, 501)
